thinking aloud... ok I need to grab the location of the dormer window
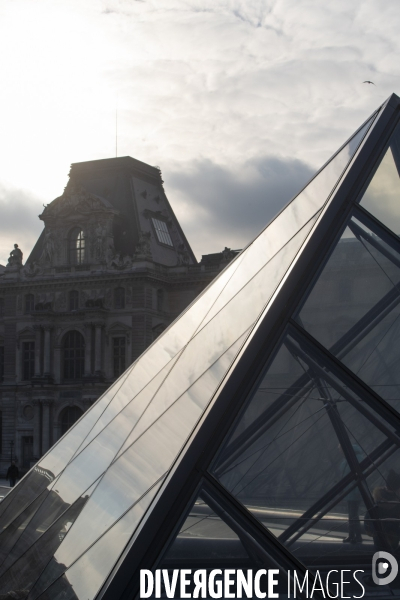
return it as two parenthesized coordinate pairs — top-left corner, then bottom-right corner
(151, 218), (173, 247)
(69, 228), (85, 265)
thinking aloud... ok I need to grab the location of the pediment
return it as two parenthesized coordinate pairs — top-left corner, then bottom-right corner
(107, 321), (131, 333)
(40, 186), (116, 221)
(17, 326), (35, 339)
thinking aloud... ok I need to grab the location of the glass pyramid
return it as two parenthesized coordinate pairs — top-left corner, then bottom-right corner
(3, 96), (400, 599)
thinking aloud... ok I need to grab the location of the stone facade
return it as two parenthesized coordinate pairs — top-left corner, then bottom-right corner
(0, 157), (238, 475)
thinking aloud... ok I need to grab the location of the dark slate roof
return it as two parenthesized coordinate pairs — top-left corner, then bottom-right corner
(27, 156), (197, 266)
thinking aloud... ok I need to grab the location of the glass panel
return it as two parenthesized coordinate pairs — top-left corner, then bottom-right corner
(0, 353), (186, 589)
(286, 448), (400, 598)
(30, 355), (181, 515)
(66, 256), (249, 460)
(161, 497), (250, 567)
(212, 330), (400, 598)
(297, 211), (400, 410)
(0, 373), (133, 529)
(156, 491), (289, 598)
(0, 478), (99, 584)
(0, 490), (47, 569)
(46, 330), (251, 571)
(28, 481), (164, 600)
(359, 121), (400, 236)
(75, 349), (183, 455)
(0, 480), (97, 597)
(115, 329), (250, 460)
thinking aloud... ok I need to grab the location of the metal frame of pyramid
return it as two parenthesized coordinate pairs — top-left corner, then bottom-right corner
(1, 94), (400, 600)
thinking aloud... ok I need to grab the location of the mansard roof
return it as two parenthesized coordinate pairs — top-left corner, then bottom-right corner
(27, 156), (197, 268)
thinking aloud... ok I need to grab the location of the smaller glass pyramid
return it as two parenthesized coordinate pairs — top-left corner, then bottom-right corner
(1, 97), (399, 600)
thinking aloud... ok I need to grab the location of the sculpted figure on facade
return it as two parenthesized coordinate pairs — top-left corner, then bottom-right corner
(94, 222), (107, 261)
(177, 243), (190, 266)
(106, 244), (133, 270)
(24, 261), (43, 278)
(7, 244), (23, 268)
(135, 231), (152, 259)
(40, 229), (56, 264)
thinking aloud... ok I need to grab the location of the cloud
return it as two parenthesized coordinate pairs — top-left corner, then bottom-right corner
(165, 154), (314, 258)
(0, 0), (399, 250)
(0, 185), (43, 265)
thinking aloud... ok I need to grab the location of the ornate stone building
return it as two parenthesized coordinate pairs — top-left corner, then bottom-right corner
(0, 156), (238, 475)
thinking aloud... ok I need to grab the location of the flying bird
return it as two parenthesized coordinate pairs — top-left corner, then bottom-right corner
(363, 81), (376, 85)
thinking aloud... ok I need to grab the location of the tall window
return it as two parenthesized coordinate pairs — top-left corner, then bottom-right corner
(0, 346), (4, 382)
(0, 411), (2, 453)
(0, 298), (4, 318)
(114, 287), (125, 309)
(151, 218), (173, 246)
(24, 294), (35, 314)
(60, 406), (83, 436)
(63, 331), (84, 380)
(22, 341), (35, 380)
(69, 228), (85, 265)
(22, 436), (33, 468)
(69, 290), (79, 311)
(113, 337), (126, 378)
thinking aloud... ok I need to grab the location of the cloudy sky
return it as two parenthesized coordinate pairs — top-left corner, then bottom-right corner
(0, 0), (398, 263)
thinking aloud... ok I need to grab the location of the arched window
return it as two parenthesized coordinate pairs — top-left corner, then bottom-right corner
(25, 294), (34, 314)
(60, 406), (83, 436)
(114, 287), (125, 309)
(69, 228), (85, 265)
(69, 290), (79, 311)
(157, 289), (164, 312)
(63, 331), (84, 380)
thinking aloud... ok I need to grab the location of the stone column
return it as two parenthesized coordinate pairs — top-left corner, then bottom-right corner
(94, 323), (103, 375)
(15, 341), (22, 382)
(33, 399), (41, 457)
(54, 346), (61, 383)
(41, 399), (52, 454)
(84, 324), (92, 377)
(34, 325), (41, 377)
(43, 326), (52, 377)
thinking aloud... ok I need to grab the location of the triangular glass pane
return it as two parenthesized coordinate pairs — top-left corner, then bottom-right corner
(211, 330), (400, 597)
(0, 490), (47, 569)
(28, 480), (164, 600)
(297, 209), (400, 410)
(73, 348), (184, 455)
(156, 491), (289, 598)
(359, 121), (400, 236)
(0, 477), (99, 596)
(115, 328), (251, 460)
(285, 447), (400, 598)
